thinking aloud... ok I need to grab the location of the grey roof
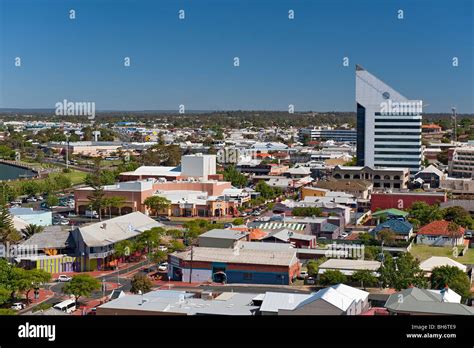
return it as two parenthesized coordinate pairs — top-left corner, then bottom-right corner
(262, 229), (315, 242)
(77, 212), (163, 247)
(199, 229), (249, 240)
(9, 207), (49, 216)
(236, 241), (293, 251)
(260, 292), (313, 313)
(385, 288), (474, 315)
(321, 222), (338, 232)
(319, 259), (381, 272)
(20, 228), (73, 250)
(99, 290), (259, 315)
(172, 246), (298, 267)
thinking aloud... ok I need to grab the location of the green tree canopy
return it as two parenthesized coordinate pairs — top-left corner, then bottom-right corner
(430, 265), (471, 302)
(130, 273), (152, 294)
(292, 207), (323, 217)
(144, 196), (171, 216)
(319, 270), (347, 286)
(306, 258), (326, 277)
(379, 253), (426, 290)
(351, 270), (378, 289)
(442, 206), (473, 229)
(63, 274), (100, 305)
(223, 165), (248, 188)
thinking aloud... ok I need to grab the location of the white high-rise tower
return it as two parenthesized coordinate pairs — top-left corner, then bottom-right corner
(356, 65), (422, 174)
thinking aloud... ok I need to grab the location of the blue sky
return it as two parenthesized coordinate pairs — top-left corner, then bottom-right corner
(0, 0), (472, 112)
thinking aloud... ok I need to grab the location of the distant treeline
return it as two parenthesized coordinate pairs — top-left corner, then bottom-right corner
(0, 110), (473, 129)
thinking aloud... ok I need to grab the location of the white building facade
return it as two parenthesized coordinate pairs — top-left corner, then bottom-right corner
(355, 65), (422, 174)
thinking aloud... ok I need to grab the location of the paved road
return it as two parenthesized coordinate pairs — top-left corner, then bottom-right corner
(42, 260), (150, 307)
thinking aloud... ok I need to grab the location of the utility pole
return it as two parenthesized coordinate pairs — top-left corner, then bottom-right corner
(451, 107), (457, 143)
(64, 132), (70, 170)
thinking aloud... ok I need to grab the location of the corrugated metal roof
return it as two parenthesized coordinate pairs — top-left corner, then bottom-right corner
(172, 247), (297, 266)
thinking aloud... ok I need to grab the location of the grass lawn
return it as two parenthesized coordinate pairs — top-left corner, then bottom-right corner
(63, 170), (88, 186)
(410, 244), (474, 265)
(8, 169), (87, 190)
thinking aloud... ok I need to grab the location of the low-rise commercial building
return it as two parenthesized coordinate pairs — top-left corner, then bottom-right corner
(168, 246), (300, 285)
(370, 192), (447, 211)
(332, 165), (409, 190)
(9, 207), (52, 227)
(448, 146), (474, 178)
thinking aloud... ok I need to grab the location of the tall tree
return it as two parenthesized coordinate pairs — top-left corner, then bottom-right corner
(0, 205), (21, 243)
(430, 265), (471, 302)
(351, 270), (378, 289)
(144, 196), (171, 217)
(379, 253), (427, 290)
(86, 158), (106, 220)
(63, 274), (100, 306)
(442, 206), (473, 229)
(21, 224), (44, 239)
(408, 201), (442, 227)
(447, 222), (461, 246)
(223, 165), (248, 188)
(319, 270), (347, 286)
(130, 273), (152, 294)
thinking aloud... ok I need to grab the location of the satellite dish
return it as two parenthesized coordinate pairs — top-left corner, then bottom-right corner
(382, 92), (390, 100)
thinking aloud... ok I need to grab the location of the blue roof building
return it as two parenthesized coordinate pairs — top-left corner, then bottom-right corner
(371, 218), (414, 241)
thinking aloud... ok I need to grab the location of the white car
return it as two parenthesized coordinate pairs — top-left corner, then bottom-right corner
(158, 262), (168, 271)
(340, 232), (349, 238)
(297, 271), (309, 280)
(157, 245), (168, 252)
(11, 302), (25, 310)
(57, 275), (72, 282)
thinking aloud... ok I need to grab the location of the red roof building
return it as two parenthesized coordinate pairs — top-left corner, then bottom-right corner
(416, 220), (465, 246)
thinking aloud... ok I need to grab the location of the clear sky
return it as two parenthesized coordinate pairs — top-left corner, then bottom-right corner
(0, 0), (472, 112)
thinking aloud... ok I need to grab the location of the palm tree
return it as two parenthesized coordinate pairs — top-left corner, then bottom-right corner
(21, 224), (44, 239)
(447, 221), (460, 247)
(0, 204), (21, 243)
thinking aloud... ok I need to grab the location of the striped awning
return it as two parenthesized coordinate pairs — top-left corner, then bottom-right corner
(256, 222), (306, 231)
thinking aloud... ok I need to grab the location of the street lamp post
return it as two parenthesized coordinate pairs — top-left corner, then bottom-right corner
(64, 132), (70, 170)
(117, 265), (121, 286)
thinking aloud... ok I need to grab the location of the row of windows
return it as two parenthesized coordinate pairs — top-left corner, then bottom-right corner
(335, 174), (402, 180)
(374, 118), (422, 123)
(375, 139), (421, 143)
(374, 132), (421, 136)
(374, 125), (421, 129)
(376, 163), (421, 169)
(375, 151), (421, 155)
(375, 158), (421, 163)
(374, 113), (421, 116)
(375, 144), (421, 149)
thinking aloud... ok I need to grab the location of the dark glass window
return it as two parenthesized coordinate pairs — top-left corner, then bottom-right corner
(356, 103), (365, 166)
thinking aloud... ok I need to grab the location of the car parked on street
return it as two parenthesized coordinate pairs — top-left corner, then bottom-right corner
(57, 275), (72, 282)
(297, 271), (308, 280)
(158, 262), (168, 271)
(11, 302), (25, 310)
